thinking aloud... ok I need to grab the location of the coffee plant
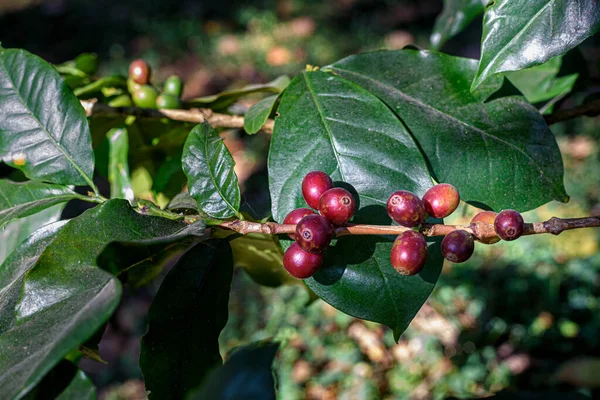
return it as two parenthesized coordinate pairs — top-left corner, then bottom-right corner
(1, 1), (600, 398)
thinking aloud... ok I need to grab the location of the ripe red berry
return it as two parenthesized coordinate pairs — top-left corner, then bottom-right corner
(386, 190), (426, 227)
(295, 215), (332, 253)
(283, 242), (323, 278)
(283, 208), (316, 239)
(129, 59), (151, 85)
(302, 171), (333, 209)
(441, 230), (474, 263)
(471, 211), (500, 244)
(390, 230), (428, 276)
(494, 210), (524, 241)
(422, 183), (460, 219)
(319, 187), (356, 225)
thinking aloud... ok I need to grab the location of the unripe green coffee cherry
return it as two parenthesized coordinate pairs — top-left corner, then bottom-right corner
(156, 93), (181, 109)
(108, 94), (133, 107)
(164, 75), (183, 96)
(132, 85), (158, 109)
(127, 78), (141, 95)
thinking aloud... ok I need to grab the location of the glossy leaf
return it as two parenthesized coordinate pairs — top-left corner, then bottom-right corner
(186, 75), (290, 110)
(23, 360), (78, 400)
(107, 127), (133, 201)
(430, 0), (487, 50)
(329, 49), (568, 211)
(505, 55), (579, 104)
(0, 200), (186, 399)
(0, 47), (95, 187)
(0, 204), (65, 265)
(56, 370), (96, 400)
(187, 341), (279, 400)
(140, 240), (233, 400)
(473, 0), (600, 90)
(244, 95), (279, 134)
(0, 179), (83, 228)
(182, 123), (241, 219)
(269, 71), (440, 338)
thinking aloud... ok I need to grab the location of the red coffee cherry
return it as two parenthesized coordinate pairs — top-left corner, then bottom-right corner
(302, 171), (333, 209)
(471, 211), (500, 244)
(129, 59), (151, 85)
(386, 190), (426, 227)
(283, 242), (323, 279)
(390, 230), (428, 276)
(283, 208), (316, 239)
(494, 210), (524, 241)
(422, 183), (460, 218)
(441, 230), (474, 263)
(295, 215), (332, 253)
(318, 187), (356, 225)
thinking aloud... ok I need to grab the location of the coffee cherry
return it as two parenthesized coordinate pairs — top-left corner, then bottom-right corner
(127, 78), (141, 95)
(129, 59), (151, 85)
(283, 242), (323, 279)
(442, 230), (474, 263)
(132, 85), (158, 109)
(302, 171), (333, 209)
(471, 211), (500, 244)
(422, 183), (460, 219)
(494, 209), (524, 241)
(319, 188), (356, 225)
(164, 75), (183, 96)
(295, 215), (332, 253)
(156, 93), (181, 109)
(386, 190), (426, 227)
(390, 231), (428, 276)
(283, 208), (316, 239)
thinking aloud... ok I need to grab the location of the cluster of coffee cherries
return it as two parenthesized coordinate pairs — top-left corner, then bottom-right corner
(387, 185), (525, 276)
(282, 171), (356, 279)
(127, 59), (183, 109)
(282, 171), (526, 279)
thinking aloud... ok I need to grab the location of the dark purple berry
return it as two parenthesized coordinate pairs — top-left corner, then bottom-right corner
(283, 242), (323, 279)
(390, 231), (428, 276)
(283, 208), (316, 239)
(441, 230), (475, 263)
(471, 211), (500, 244)
(295, 215), (332, 253)
(302, 171), (333, 209)
(494, 209), (524, 241)
(318, 187), (356, 225)
(129, 59), (151, 85)
(422, 183), (460, 219)
(386, 190), (426, 227)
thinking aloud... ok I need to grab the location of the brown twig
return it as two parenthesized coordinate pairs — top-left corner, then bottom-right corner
(80, 99), (274, 133)
(217, 216), (600, 242)
(544, 98), (600, 125)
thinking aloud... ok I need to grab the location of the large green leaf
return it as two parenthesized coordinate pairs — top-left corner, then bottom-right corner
(0, 199), (186, 399)
(329, 49), (568, 211)
(187, 341), (279, 400)
(140, 239), (233, 400)
(472, 0), (600, 90)
(107, 127), (133, 201)
(182, 123), (241, 219)
(0, 47), (95, 187)
(55, 370), (96, 400)
(430, 0), (487, 50)
(244, 95), (279, 134)
(268, 71), (441, 338)
(0, 179), (84, 228)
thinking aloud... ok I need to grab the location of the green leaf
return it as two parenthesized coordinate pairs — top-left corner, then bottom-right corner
(0, 48), (96, 187)
(107, 127), (133, 201)
(0, 199), (187, 399)
(505, 55), (579, 104)
(329, 49), (568, 211)
(268, 71), (440, 338)
(0, 179), (84, 228)
(0, 204), (65, 265)
(430, 0), (487, 50)
(472, 0), (600, 90)
(185, 75), (290, 110)
(244, 95), (279, 134)
(182, 123), (241, 219)
(73, 75), (126, 98)
(140, 239), (234, 400)
(187, 341), (279, 400)
(55, 370), (96, 400)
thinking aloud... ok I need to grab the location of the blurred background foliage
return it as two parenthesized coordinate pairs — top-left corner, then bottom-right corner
(1, 0), (599, 399)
